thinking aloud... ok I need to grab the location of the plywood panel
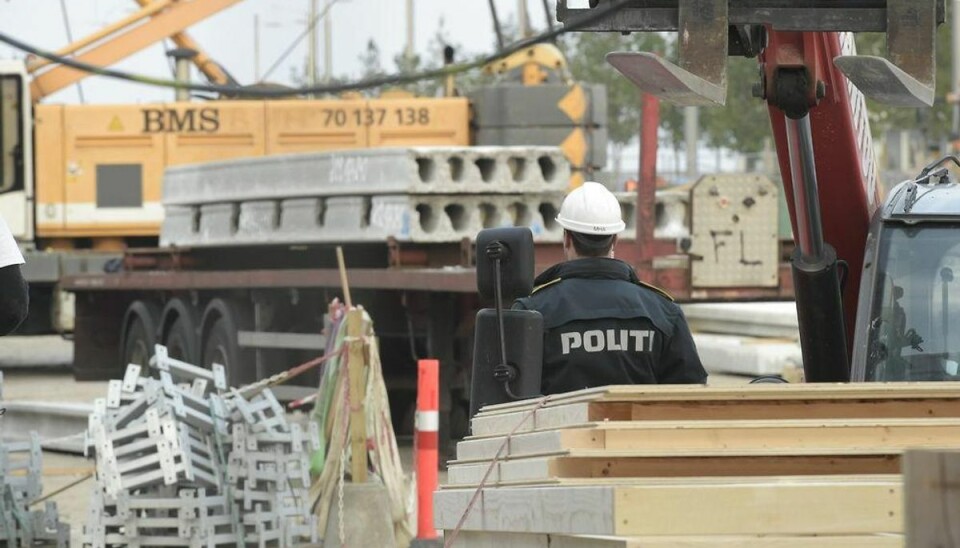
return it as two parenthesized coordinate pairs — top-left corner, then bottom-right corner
(471, 398), (960, 438)
(435, 482), (901, 536)
(457, 419), (960, 462)
(614, 482), (901, 536)
(450, 530), (904, 548)
(475, 382), (960, 416)
(440, 473), (902, 490)
(447, 453), (901, 486)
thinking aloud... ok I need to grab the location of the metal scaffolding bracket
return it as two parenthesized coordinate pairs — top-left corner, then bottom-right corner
(83, 345), (319, 547)
(0, 433), (71, 546)
(152, 345), (228, 392)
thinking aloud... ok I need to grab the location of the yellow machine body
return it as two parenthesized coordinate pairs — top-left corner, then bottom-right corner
(33, 97), (470, 238)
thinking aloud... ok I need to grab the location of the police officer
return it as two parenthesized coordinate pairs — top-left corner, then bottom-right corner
(0, 214), (28, 335)
(514, 182), (706, 394)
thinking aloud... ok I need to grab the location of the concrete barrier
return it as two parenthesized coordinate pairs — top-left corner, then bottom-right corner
(158, 143), (695, 248)
(159, 191), (683, 247)
(163, 146), (572, 205)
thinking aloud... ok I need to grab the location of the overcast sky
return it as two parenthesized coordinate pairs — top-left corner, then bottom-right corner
(0, 0), (742, 176)
(0, 0), (542, 103)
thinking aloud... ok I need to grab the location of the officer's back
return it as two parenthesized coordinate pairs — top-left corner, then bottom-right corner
(513, 182), (706, 394)
(0, 213), (27, 335)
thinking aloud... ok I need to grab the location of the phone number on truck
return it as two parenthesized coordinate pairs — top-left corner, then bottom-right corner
(320, 107), (431, 127)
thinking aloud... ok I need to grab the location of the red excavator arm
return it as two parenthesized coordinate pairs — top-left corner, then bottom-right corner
(558, 0), (942, 382)
(763, 30), (881, 362)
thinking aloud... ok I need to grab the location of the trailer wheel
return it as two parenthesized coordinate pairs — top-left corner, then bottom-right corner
(202, 298), (251, 387)
(121, 300), (161, 367)
(165, 317), (195, 362)
(161, 299), (200, 363)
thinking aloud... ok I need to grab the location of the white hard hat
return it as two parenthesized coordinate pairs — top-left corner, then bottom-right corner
(556, 182), (625, 235)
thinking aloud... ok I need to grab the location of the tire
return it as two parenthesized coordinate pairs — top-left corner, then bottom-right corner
(202, 299), (252, 387)
(164, 315), (197, 362)
(161, 299), (200, 363)
(203, 317), (249, 387)
(121, 300), (161, 367)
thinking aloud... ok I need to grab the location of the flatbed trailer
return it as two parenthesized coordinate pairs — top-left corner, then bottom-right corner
(62, 232), (794, 447)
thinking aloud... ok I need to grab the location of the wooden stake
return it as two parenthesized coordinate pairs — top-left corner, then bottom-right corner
(336, 246), (352, 308)
(347, 308), (367, 483)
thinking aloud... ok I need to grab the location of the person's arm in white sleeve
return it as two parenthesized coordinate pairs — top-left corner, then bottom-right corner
(0, 215), (28, 335)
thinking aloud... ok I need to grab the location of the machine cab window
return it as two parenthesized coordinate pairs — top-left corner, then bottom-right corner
(0, 74), (24, 195)
(865, 224), (960, 381)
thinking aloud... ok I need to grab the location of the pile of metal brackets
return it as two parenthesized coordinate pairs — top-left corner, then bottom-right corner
(81, 346), (319, 547)
(0, 432), (70, 547)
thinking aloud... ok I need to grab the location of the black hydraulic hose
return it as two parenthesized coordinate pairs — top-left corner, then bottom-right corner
(837, 259), (849, 294)
(792, 245), (850, 382)
(493, 257), (520, 400)
(1, 0), (630, 98)
(493, 257), (508, 369)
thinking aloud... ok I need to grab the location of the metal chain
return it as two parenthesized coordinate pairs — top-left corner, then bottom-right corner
(338, 447), (346, 547)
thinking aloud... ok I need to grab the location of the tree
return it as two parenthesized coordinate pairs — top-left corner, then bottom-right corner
(565, 32), (670, 146)
(564, 32), (681, 177)
(359, 39), (385, 79)
(700, 56), (770, 154)
(383, 17), (470, 97)
(289, 19), (476, 98)
(855, 24), (953, 143)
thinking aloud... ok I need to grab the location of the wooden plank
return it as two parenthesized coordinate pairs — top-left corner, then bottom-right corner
(435, 482), (902, 535)
(457, 418), (960, 462)
(904, 449), (960, 546)
(446, 453), (901, 486)
(470, 398), (960, 437)
(440, 465), (901, 489)
(475, 382), (960, 417)
(450, 530), (904, 547)
(440, 473), (901, 489)
(346, 309), (367, 483)
(614, 482), (902, 536)
(626, 399), (960, 421)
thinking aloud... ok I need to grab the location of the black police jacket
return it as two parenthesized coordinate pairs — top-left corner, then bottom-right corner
(513, 257), (707, 394)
